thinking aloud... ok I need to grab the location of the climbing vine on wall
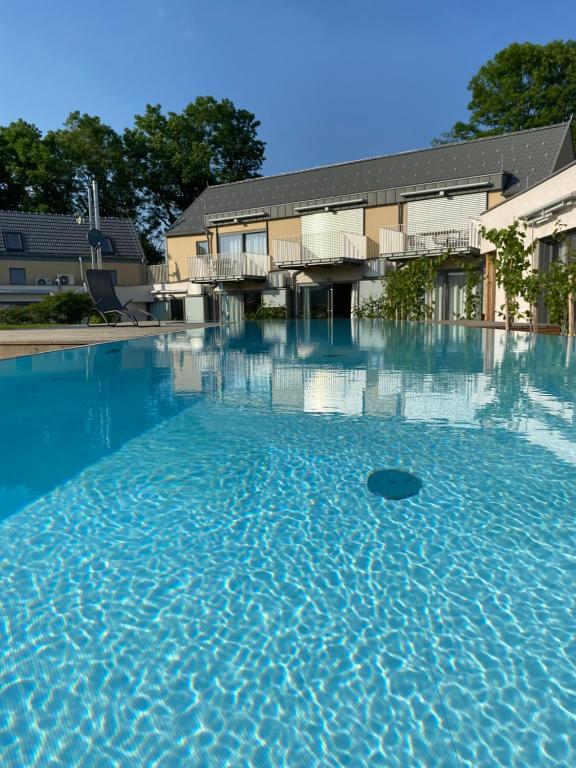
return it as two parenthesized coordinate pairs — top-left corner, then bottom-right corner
(481, 221), (536, 331)
(354, 255), (444, 320)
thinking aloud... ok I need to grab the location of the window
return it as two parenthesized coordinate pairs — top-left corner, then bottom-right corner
(218, 231), (267, 254)
(244, 231), (267, 255)
(540, 231), (576, 267)
(196, 240), (209, 256)
(9, 268), (26, 285)
(4, 232), (24, 251)
(101, 237), (114, 255)
(219, 233), (242, 254)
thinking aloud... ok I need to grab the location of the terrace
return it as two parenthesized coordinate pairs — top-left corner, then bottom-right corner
(272, 231), (379, 268)
(187, 252), (270, 282)
(379, 220), (482, 260)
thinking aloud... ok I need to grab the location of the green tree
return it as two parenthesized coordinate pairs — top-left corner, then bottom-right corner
(48, 112), (137, 219)
(481, 221), (536, 331)
(124, 97), (265, 247)
(0, 97), (265, 263)
(436, 41), (576, 144)
(0, 120), (75, 212)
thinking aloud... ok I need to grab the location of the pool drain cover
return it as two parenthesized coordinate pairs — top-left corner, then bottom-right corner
(367, 469), (422, 500)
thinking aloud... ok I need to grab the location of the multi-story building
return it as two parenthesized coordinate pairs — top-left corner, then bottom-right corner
(0, 210), (147, 308)
(163, 122), (574, 323)
(480, 158), (576, 325)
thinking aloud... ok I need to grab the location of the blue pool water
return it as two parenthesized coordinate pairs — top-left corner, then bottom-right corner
(1, 320), (576, 767)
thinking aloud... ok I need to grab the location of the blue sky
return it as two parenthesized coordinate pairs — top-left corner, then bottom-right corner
(0, 0), (573, 175)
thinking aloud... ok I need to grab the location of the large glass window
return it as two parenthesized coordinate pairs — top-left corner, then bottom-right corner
(540, 231), (576, 266)
(218, 231), (267, 254)
(9, 267), (26, 285)
(244, 231), (267, 255)
(4, 232), (24, 251)
(219, 234), (243, 254)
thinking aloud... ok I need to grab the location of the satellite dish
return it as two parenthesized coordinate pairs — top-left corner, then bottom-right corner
(87, 228), (105, 247)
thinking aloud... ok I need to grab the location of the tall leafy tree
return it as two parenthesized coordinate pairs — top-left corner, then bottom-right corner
(124, 97), (265, 242)
(0, 97), (265, 261)
(0, 120), (75, 212)
(47, 111), (137, 219)
(436, 40), (576, 144)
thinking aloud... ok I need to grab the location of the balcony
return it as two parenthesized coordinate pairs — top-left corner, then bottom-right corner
(380, 220), (481, 259)
(272, 232), (378, 268)
(188, 253), (270, 282)
(147, 264), (169, 283)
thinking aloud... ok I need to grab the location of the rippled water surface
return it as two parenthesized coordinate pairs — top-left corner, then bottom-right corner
(1, 320), (576, 767)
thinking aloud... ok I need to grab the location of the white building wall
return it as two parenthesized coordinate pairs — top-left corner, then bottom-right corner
(479, 164), (576, 319)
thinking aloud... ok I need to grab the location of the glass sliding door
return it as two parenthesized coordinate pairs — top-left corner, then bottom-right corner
(244, 231), (267, 255)
(218, 234), (242, 254)
(299, 286), (331, 318)
(218, 234), (242, 278)
(446, 272), (467, 320)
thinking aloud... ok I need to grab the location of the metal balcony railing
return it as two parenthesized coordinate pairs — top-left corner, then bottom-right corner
(188, 252), (270, 282)
(380, 221), (481, 257)
(147, 264), (169, 283)
(272, 232), (378, 268)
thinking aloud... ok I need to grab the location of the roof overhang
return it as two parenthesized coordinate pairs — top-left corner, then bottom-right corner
(206, 210), (269, 226)
(400, 180), (494, 199)
(294, 198), (367, 213)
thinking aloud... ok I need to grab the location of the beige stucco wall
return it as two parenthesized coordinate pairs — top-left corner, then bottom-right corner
(214, 220), (268, 235)
(0, 259), (143, 286)
(166, 234), (209, 280)
(296, 265), (365, 285)
(364, 204), (399, 248)
(268, 216), (301, 241)
(487, 191), (506, 209)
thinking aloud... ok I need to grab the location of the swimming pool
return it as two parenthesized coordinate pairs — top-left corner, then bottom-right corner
(1, 320), (575, 766)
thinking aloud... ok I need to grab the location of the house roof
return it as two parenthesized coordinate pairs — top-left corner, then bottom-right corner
(0, 210), (145, 260)
(167, 122), (574, 237)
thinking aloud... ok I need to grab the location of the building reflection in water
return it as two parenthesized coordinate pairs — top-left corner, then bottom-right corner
(167, 320), (576, 466)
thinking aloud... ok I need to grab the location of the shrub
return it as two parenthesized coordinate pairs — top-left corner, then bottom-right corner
(246, 305), (287, 320)
(0, 291), (94, 326)
(0, 305), (36, 325)
(353, 296), (387, 318)
(35, 291), (94, 323)
(353, 256), (443, 320)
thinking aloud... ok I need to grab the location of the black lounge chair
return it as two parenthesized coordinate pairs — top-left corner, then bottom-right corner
(85, 269), (160, 327)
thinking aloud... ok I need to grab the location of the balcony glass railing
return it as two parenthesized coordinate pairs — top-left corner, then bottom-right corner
(380, 220), (481, 256)
(147, 264), (169, 283)
(188, 253), (270, 282)
(273, 232), (378, 267)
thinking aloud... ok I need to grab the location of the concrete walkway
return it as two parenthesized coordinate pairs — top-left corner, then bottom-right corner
(0, 322), (215, 359)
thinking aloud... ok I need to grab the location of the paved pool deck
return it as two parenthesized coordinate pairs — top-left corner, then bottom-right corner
(0, 322), (216, 359)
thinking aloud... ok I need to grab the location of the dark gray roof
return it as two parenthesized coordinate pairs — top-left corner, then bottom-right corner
(167, 122), (574, 237)
(0, 210), (145, 260)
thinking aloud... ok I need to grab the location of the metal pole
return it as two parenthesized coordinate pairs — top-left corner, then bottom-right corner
(87, 184), (96, 269)
(92, 179), (102, 269)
